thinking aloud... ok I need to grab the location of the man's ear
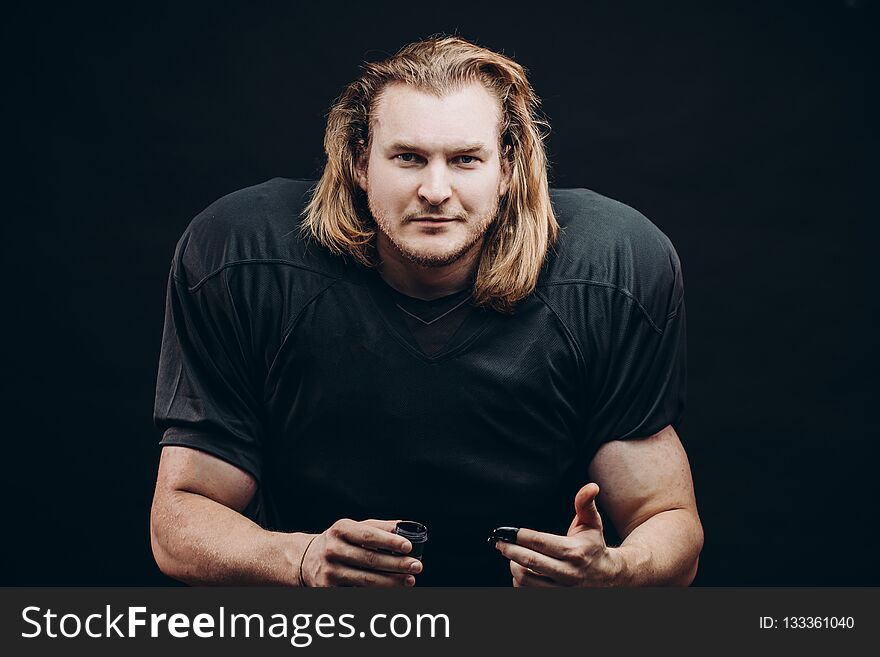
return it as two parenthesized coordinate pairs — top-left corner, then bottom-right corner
(355, 141), (368, 192)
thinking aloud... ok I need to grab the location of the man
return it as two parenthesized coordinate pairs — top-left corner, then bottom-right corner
(151, 36), (703, 587)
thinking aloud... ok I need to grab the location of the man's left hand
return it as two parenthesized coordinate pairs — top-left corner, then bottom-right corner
(495, 483), (622, 587)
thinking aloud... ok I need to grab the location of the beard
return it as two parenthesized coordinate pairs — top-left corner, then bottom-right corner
(367, 193), (502, 269)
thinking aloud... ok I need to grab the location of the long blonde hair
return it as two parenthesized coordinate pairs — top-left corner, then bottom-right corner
(302, 35), (557, 313)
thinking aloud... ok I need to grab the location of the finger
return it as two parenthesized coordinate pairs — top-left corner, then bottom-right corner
(509, 527), (571, 559)
(511, 561), (560, 588)
(335, 565), (415, 588)
(495, 540), (576, 585)
(361, 519), (413, 554)
(336, 519), (410, 553)
(573, 483), (602, 530)
(330, 542), (423, 575)
(363, 519), (404, 532)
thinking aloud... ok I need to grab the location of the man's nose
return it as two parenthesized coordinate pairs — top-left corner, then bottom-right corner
(417, 162), (453, 207)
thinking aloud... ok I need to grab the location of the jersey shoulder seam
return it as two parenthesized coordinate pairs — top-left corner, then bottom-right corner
(532, 288), (586, 370)
(537, 278), (679, 335)
(174, 258), (342, 292)
(263, 276), (344, 400)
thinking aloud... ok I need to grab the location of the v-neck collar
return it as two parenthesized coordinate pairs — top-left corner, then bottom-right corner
(388, 285), (472, 325)
(358, 265), (497, 363)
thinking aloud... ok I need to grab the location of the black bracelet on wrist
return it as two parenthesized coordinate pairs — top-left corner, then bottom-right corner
(299, 535), (319, 587)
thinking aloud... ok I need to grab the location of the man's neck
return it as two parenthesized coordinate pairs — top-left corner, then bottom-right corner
(375, 236), (481, 301)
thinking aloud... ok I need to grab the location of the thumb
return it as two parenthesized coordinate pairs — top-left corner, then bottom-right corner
(567, 483), (602, 535)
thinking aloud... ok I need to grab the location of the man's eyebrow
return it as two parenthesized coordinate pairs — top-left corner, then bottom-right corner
(385, 141), (490, 154)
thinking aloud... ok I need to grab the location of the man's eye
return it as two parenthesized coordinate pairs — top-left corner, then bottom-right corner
(456, 155), (479, 165)
(396, 153), (420, 163)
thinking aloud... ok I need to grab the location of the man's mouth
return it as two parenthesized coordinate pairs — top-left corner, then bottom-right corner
(410, 216), (458, 223)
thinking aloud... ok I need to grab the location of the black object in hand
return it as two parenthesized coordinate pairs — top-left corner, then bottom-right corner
(394, 521), (428, 560)
(487, 526), (520, 545)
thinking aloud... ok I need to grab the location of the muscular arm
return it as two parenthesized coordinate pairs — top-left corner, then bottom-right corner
(150, 445), (311, 586)
(589, 424), (704, 586)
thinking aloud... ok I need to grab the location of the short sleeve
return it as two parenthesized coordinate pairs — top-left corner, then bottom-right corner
(153, 267), (265, 483)
(584, 262), (687, 449)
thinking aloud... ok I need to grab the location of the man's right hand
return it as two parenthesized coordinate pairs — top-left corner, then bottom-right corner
(300, 519), (423, 587)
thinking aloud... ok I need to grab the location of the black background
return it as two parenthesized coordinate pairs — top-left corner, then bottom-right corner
(3, 0), (877, 586)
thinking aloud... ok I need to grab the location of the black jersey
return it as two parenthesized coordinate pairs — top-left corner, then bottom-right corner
(153, 178), (686, 586)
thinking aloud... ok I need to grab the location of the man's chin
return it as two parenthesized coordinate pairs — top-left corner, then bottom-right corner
(397, 242), (475, 268)
(400, 250), (467, 268)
